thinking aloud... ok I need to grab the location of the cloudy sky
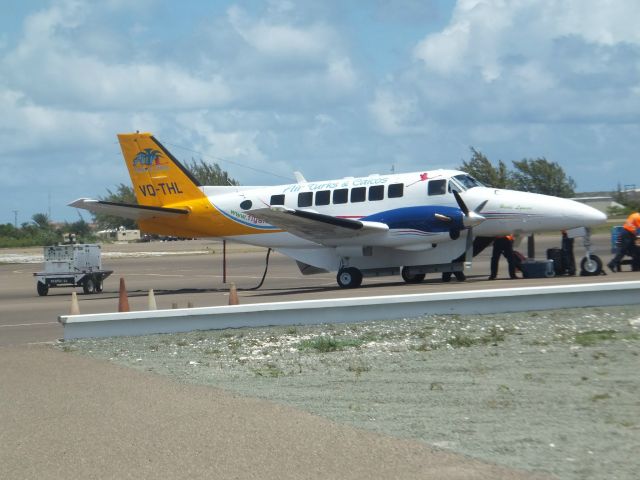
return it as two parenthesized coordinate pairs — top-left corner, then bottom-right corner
(1, 0), (639, 225)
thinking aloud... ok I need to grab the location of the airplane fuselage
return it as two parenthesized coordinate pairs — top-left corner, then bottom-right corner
(71, 133), (607, 287)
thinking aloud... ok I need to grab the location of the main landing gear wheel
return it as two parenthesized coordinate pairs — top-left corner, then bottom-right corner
(580, 255), (603, 276)
(401, 267), (425, 284)
(337, 267), (363, 289)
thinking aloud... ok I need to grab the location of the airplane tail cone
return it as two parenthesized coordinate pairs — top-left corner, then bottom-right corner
(70, 291), (80, 315)
(148, 289), (157, 310)
(118, 277), (130, 312)
(228, 282), (239, 305)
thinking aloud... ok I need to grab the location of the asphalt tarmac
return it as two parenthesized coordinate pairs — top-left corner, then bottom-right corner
(1, 233), (637, 346)
(1, 235), (635, 479)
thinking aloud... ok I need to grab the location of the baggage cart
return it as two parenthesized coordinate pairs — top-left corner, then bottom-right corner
(33, 244), (113, 296)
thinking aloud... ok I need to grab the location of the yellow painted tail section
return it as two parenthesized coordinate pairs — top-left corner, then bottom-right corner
(118, 132), (205, 207)
(117, 132), (266, 238)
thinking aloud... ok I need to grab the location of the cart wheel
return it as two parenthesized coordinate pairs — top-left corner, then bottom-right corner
(83, 277), (96, 294)
(37, 282), (49, 296)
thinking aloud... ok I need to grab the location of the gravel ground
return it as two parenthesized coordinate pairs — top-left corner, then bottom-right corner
(62, 306), (640, 480)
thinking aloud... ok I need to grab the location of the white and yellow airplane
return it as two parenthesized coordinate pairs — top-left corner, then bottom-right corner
(70, 132), (606, 288)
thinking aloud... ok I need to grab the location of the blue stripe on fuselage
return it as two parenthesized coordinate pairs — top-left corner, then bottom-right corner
(363, 206), (463, 233)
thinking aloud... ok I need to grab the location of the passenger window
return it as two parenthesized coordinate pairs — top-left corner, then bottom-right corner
(388, 183), (404, 198)
(428, 179), (446, 196)
(351, 187), (366, 203)
(240, 200), (252, 210)
(315, 190), (330, 206)
(333, 188), (348, 204)
(298, 192), (312, 207)
(368, 185), (384, 201)
(270, 194), (285, 205)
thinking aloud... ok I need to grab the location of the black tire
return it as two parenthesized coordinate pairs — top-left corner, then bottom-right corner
(580, 255), (603, 276)
(37, 282), (49, 296)
(95, 277), (103, 293)
(337, 267), (363, 289)
(83, 277), (96, 294)
(401, 267), (425, 284)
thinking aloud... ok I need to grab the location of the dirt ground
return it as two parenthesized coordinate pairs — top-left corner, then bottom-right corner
(63, 305), (640, 480)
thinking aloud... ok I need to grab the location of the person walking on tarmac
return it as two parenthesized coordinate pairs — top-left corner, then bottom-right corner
(489, 235), (518, 280)
(608, 211), (640, 272)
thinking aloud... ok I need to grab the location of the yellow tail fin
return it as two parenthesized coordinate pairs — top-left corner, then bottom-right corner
(118, 132), (205, 207)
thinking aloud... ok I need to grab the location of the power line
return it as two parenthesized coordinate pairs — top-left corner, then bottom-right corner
(163, 141), (295, 183)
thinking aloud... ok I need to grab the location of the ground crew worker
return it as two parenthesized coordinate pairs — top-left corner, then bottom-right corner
(489, 235), (518, 280)
(608, 211), (640, 272)
(561, 230), (576, 275)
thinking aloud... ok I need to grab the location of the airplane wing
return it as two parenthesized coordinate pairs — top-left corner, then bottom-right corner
(69, 198), (189, 220)
(249, 207), (388, 243)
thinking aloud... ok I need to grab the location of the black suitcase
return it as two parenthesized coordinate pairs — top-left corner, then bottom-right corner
(546, 248), (564, 275)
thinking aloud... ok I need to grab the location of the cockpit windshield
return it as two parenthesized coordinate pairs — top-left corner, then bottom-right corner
(450, 174), (484, 191)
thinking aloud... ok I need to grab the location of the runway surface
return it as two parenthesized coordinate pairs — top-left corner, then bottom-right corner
(1, 235), (633, 480)
(1, 234), (637, 346)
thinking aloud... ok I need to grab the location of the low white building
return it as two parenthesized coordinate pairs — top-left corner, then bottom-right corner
(97, 227), (141, 242)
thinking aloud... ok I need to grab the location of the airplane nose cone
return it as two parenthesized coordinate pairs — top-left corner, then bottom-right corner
(570, 200), (607, 227)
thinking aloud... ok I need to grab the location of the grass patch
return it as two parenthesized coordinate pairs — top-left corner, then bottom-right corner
(346, 358), (371, 376)
(575, 330), (617, 347)
(448, 327), (507, 349)
(253, 363), (285, 378)
(297, 336), (363, 353)
(448, 335), (477, 348)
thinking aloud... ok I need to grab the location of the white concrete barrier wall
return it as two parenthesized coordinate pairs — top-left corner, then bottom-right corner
(59, 281), (640, 340)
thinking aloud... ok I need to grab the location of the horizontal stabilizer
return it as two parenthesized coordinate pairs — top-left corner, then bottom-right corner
(249, 207), (388, 244)
(69, 198), (189, 220)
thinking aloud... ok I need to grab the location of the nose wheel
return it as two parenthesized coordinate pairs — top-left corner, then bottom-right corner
(580, 255), (603, 276)
(337, 267), (363, 288)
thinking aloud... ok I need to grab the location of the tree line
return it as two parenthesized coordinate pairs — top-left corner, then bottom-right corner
(458, 148), (576, 197)
(0, 214), (94, 248)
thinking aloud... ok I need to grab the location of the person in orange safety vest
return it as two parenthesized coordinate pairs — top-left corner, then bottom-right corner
(489, 235), (518, 280)
(608, 212), (640, 272)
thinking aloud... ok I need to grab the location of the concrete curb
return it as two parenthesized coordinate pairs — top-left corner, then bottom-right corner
(59, 281), (640, 340)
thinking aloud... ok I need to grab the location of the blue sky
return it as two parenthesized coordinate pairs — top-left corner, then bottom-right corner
(1, 0), (639, 225)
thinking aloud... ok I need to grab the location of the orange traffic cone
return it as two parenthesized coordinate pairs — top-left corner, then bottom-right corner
(228, 282), (239, 305)
(118, 277), (130, 312)
(147, 289), (157, 310)
(70, 291), (80, 315)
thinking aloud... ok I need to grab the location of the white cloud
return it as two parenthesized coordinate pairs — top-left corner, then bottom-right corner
(3, 0), (232, 111)
(402, 0), (640, 125)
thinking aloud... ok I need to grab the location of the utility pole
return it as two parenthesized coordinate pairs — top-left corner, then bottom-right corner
(13, 210), (18, 228)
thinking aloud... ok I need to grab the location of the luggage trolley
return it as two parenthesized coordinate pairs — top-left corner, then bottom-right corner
(33, 244), (113, 296)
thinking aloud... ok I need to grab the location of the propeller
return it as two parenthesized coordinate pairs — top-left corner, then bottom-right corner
(453, 190), (486, 228)
(452, 190), (488, 265)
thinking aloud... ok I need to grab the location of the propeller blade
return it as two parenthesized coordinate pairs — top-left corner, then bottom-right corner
(465, 227), (474, 265)
(452, 190), (469, 216)
(474, 200), (488, 213)
(434, 213), (452, 222)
